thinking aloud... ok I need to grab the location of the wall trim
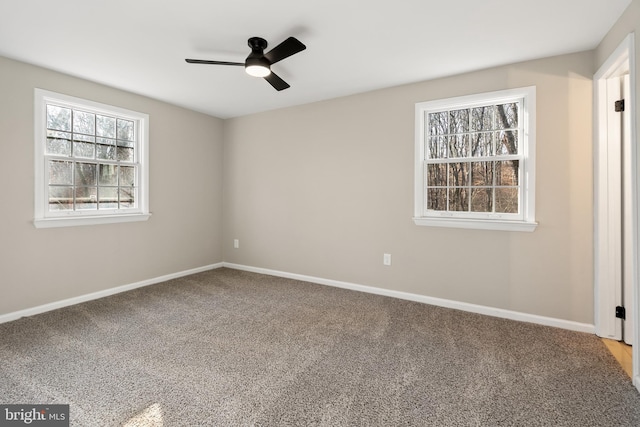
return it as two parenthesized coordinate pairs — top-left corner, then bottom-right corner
(1, 261), (595, 335)
(0, 263), (224, 325)
(223, 262), (595, 334)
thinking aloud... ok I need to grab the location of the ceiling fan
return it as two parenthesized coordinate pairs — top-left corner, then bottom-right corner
(185, 36), (306, 91)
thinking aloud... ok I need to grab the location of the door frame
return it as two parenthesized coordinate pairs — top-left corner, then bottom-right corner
(594, 32), (638, 390)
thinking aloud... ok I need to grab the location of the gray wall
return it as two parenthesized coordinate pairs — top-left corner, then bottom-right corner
(0, 56), (224, 315)
(223, 51), (595, 324)
(1, 34), (610, 326)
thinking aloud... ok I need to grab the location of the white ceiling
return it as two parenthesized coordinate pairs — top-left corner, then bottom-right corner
(0, 0), (631, 118)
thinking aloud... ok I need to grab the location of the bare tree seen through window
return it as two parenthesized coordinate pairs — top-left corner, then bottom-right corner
(425, 102), (520, 215)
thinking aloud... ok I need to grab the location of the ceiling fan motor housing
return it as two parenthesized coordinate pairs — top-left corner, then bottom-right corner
(245, 37), (271, 75)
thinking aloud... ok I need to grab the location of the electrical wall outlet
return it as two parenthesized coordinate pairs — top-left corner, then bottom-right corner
(233, 239), (240, 249)
(383, 253), (391, 266)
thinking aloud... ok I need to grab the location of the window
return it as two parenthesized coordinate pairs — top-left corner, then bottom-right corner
(414, 87), (536, 232)
(34, 89), (150, 228)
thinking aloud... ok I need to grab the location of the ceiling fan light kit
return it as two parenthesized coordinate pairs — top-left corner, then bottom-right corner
(245, 64), (271, 77)
(185, 36), (306, 91)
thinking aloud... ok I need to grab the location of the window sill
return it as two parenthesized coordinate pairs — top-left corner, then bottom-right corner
(34, 213), (151, 229)
(413, 217), (537, 232)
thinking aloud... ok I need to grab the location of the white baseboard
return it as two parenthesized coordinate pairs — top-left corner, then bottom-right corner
(0, 263), (224, 325)
(223, 262), (596, 334)
(1, 261), (595, 335)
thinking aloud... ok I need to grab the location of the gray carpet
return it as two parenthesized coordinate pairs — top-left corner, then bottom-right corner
(1, 267), (640, 426)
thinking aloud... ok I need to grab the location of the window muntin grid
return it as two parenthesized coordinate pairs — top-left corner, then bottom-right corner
(44, 103), (139, 214)
(423, 100), (523, 217)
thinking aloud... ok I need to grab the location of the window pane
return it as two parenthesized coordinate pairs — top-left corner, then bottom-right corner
(120, 166), (135, 187)
(75, 187), (97, 210)
(46, 131), (71, 156)
(75, 162), (97, 186)
(73, 110), (95, 135)
(96, 139), (116, 160)
(471, 161), (493, 186)
(496, 130), (518, 155)
(449, 109), (469, 134)
(99, 164), (118, 186)
(448, 188), (469, 212)
(119, 187), (135, 208)
(448, 162), (469, 187)
(117, 146), (134, 162)
(46, 105), (71, 131)
(427, 188), (447, 211)
(427, 136), (447, 159)
(428, 112), (448, 136)
(99, 187), (118, 209)
(471, 188), (493, 212)
(496, 103), (518, 129)
(48, 186), (73, 211)
(117, 119), (135, 141)
(496, 160), (519, 186)
(96, 115), (116, 138)
(49, 160), (73, 185)
(495, 188), (519, 213)
(448, 135), (469, 158)
(73, 139), (95, 159)
(471, 132), (493, 157)
(427, 164), (447, 186)
(471, 106), (493, 131)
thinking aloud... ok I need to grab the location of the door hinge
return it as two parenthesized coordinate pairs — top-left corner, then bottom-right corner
(616, 305), (626, 320)
(615, 99), (625, 112)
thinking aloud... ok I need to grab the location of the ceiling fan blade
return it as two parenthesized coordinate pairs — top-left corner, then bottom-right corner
(264, 71), (290, 91)
(185, 59), (244, 66)
(264, 37), (306, 64)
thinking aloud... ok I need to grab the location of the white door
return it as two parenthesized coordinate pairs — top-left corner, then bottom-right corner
(594, 32), (638, 391)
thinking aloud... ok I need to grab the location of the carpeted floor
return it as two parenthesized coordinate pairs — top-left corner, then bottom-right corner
(1, 267), (640, 426)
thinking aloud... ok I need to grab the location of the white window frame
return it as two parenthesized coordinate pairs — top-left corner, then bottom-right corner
(34, 89), (150, 228)
(414, 86), (537, 232)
